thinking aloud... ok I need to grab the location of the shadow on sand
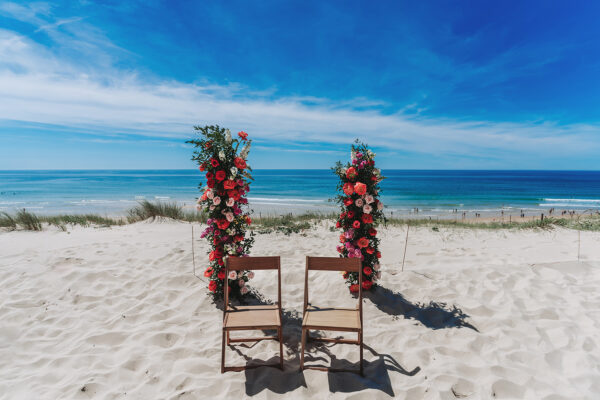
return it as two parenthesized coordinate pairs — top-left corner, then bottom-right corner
(364, 285), (479, 331)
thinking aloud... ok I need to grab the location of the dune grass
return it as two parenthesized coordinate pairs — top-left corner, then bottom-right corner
(1, 203), (598, 232)
(126, 200), (207, 223)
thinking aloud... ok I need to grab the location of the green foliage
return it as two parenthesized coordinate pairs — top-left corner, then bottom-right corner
(0, 212), (16, 230)
(15, 209), (42, 231)
(126, 200), (184, 222)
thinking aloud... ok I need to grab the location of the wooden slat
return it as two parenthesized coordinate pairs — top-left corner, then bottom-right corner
(302, 306), (361, 331)
(224, 304), (281, 329)
(306, 256), (360, 272)
(227, 256), (280, 270)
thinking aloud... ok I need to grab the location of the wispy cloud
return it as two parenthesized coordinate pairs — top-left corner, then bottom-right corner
(0, 3), (599, 169)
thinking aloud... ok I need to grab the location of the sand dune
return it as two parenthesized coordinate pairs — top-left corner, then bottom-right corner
(1, 221), (599, 399)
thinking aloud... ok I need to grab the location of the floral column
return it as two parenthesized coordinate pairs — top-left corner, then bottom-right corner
(188, 125), (254, 300)
(333, 142), (385, 292)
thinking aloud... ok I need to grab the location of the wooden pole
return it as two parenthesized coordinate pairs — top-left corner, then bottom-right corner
(401, 224), (410, 272)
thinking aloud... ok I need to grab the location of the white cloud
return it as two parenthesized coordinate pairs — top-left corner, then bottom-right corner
(0, 20), (599, 167)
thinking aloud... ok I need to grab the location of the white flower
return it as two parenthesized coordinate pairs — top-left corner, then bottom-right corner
(368, 150), (375, 158)
(365, 194), (374, 204)
(228, 270), (237, 280)
(226, 198), (235, 207)
(225, 212), (234, 222)
(218, 150), (226, 160)
(374, 169), (381, 177)
(373, 263), (380, 271)
(230, 166), (238, 177)
(377, 201), (383, 210)
(206, 190), (214, 199)
(240, 286), (249, 295)
(227, 228), (235, 235)
(351, 150), (356, 161)
(238, 279), (245, 287)
(355, 198), (364, 207)
(240, 140), (252, 159)
(213, 196), (221, 205)
(225, 129), (232, 143)
(247, 271), (255, 279)
(363, 204), (372, 214)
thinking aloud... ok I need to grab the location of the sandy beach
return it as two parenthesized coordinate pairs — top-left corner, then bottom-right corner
(0, 221), (599, 399)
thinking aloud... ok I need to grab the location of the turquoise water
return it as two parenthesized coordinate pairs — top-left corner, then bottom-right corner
(1, 170), (599, 216)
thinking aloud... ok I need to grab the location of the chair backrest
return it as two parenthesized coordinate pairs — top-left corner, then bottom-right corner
(304, 256), (362, 318)
(224, 256), (281, 313)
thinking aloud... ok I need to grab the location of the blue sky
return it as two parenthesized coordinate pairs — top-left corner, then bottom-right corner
(1, 1), (599, 169)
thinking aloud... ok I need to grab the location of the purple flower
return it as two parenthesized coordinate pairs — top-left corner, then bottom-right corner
(356, 152), (363, 159)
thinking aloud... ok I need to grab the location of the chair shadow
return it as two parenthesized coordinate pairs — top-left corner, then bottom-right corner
(303, 342), (419, 397)
(221, 290), (422, 396)
(364, 286), (479, 331)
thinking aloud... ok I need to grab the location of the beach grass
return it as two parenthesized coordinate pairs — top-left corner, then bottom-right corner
(1, 204), (599, 232)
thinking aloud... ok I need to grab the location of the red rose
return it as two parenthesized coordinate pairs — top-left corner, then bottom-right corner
(217, 258), (224, 266)
(366, 247), (375, 255)
(376, 251), (381, 259)
(363, 266), (372, 276)
(362, 280), (373, 290)
(228, 190), (241, 201)
(209, 250), (217, 261)
(223, 179), (237, 190)
(357, 237), (369, 248)
(371, 176), (378, 182)
(349, 284), (359, 293)
(342, 272), (349, 279)
(368, 228), (377, 236)
(206, 172), (214, 180)
(210, 158), (219, 167)
(340, 212), (346, 219)
(234, 234), (244, 242)
(199, 163), (206, 172)
(215, 170), (226, 181)
(353, 220), (361, 229)
(343, 198), (353, 206)
(204, 267), (213, 277)
(234, 157), (247, 169)
(339, 234), (346, 243)
(354, 182), (367, 196)
(335, 221), (341, 228)
(347, 210), (355, 219)
(206, 179), (215, 188)
(343, 182), (354, 196)
(370, 160), (375, 166)
(346, 167), (357, 181)
(218, 270), (225, 280)
(208, 280), (217, 292)
(238, 131), (248, 140)
(362, 214), (373, 224)
(216, 219), (230, 230)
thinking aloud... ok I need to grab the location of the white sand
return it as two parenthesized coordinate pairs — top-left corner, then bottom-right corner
(1, 221), (600, 399)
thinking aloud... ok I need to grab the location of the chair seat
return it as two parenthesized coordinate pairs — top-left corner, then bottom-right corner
(224, 304), (280, 329)
(302, 306), (361, 331)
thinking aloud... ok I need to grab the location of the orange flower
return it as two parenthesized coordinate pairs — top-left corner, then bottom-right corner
(339, 234), (346, 243)
(204, 267), (213, 277)
(238, 131), (248, 140)
(343, 182), (354, 196)
(354, 182), (367, 196)
(346, 167), (357, 181)
(223, 179), (237, 190)
(357, 237), (369, 248)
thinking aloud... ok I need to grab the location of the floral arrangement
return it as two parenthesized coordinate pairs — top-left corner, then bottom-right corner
(187, 125), (254, 300)
(333, 141), (385, 292)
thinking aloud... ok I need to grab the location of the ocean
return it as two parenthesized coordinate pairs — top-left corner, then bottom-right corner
(1, 170), (599, 217)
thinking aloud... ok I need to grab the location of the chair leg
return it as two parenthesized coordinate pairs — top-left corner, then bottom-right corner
(227, 331), (230, 345)
(221, 329), (226, 374)
(278, 327), (284, 371)
(300, 328), (306, 371)
(359, 330), (364, 376)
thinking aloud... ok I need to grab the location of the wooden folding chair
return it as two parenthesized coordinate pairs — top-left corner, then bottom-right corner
(300, 256), (363, 375)
(221, 256), (283, 373)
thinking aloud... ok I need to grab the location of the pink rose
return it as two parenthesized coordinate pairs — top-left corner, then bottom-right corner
(363, 204), (372, 214)
(238, 279), (245, 287)
(226, 198), (235, 207)
(377, 201), (383, 210)
(228, 271), (237, 280)
(247, 271), (255, 279)
(206, 190), (214, 199)
(213, 196), (221, 205)
(373, 263), (380, 271)
(241, 286), (249, 294)
(355, 198), (364, 207)
(365, 195), (374, 204)
(225, 212), (234, 222)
